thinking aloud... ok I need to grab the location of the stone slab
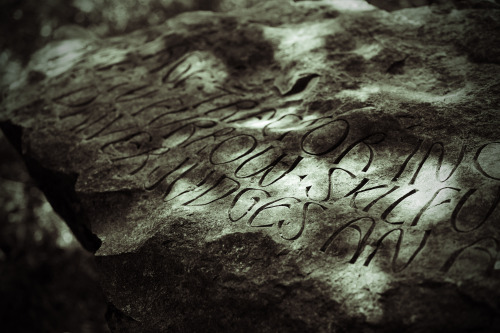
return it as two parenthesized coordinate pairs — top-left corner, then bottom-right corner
(1, 1), (500, 331)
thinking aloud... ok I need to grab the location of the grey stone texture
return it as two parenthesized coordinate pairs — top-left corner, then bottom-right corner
(1, 0), (500, 331)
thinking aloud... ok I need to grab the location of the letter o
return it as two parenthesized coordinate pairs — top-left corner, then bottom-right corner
(301, 119), (349, 156)
(209, 134), (257, 165)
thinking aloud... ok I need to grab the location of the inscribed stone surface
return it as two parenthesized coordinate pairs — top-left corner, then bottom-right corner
(1, 1), (500, 331)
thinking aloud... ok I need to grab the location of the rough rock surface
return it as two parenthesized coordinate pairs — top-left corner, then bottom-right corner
(1, 0), (500, 332)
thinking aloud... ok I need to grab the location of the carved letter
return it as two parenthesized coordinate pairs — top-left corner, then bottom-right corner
(362, 186), (399, 212)
(279, 202), (328, 241)
(228, 188), (271, 222)
(209, 134), (257, 165)
(321, 217), (376, 264)
(183, 175), (241, 206)
(333, 132), (386, 172)
(306, 167), (356, 202)
(409, 142), (466, 185)
(451, 186), (500, 232)
(411, 187), (461, 227)
(474, 142), (500, 181)
(392, 139), (423, 182)
(234, 146), (303, 187)
(247, 197), (301, 228)
(380, 189), (419, 225)
(301, 119), (349, 156)
(364, 228), (432, 273)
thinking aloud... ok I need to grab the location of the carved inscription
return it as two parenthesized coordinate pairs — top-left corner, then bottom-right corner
(51, 43), (500, 277)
